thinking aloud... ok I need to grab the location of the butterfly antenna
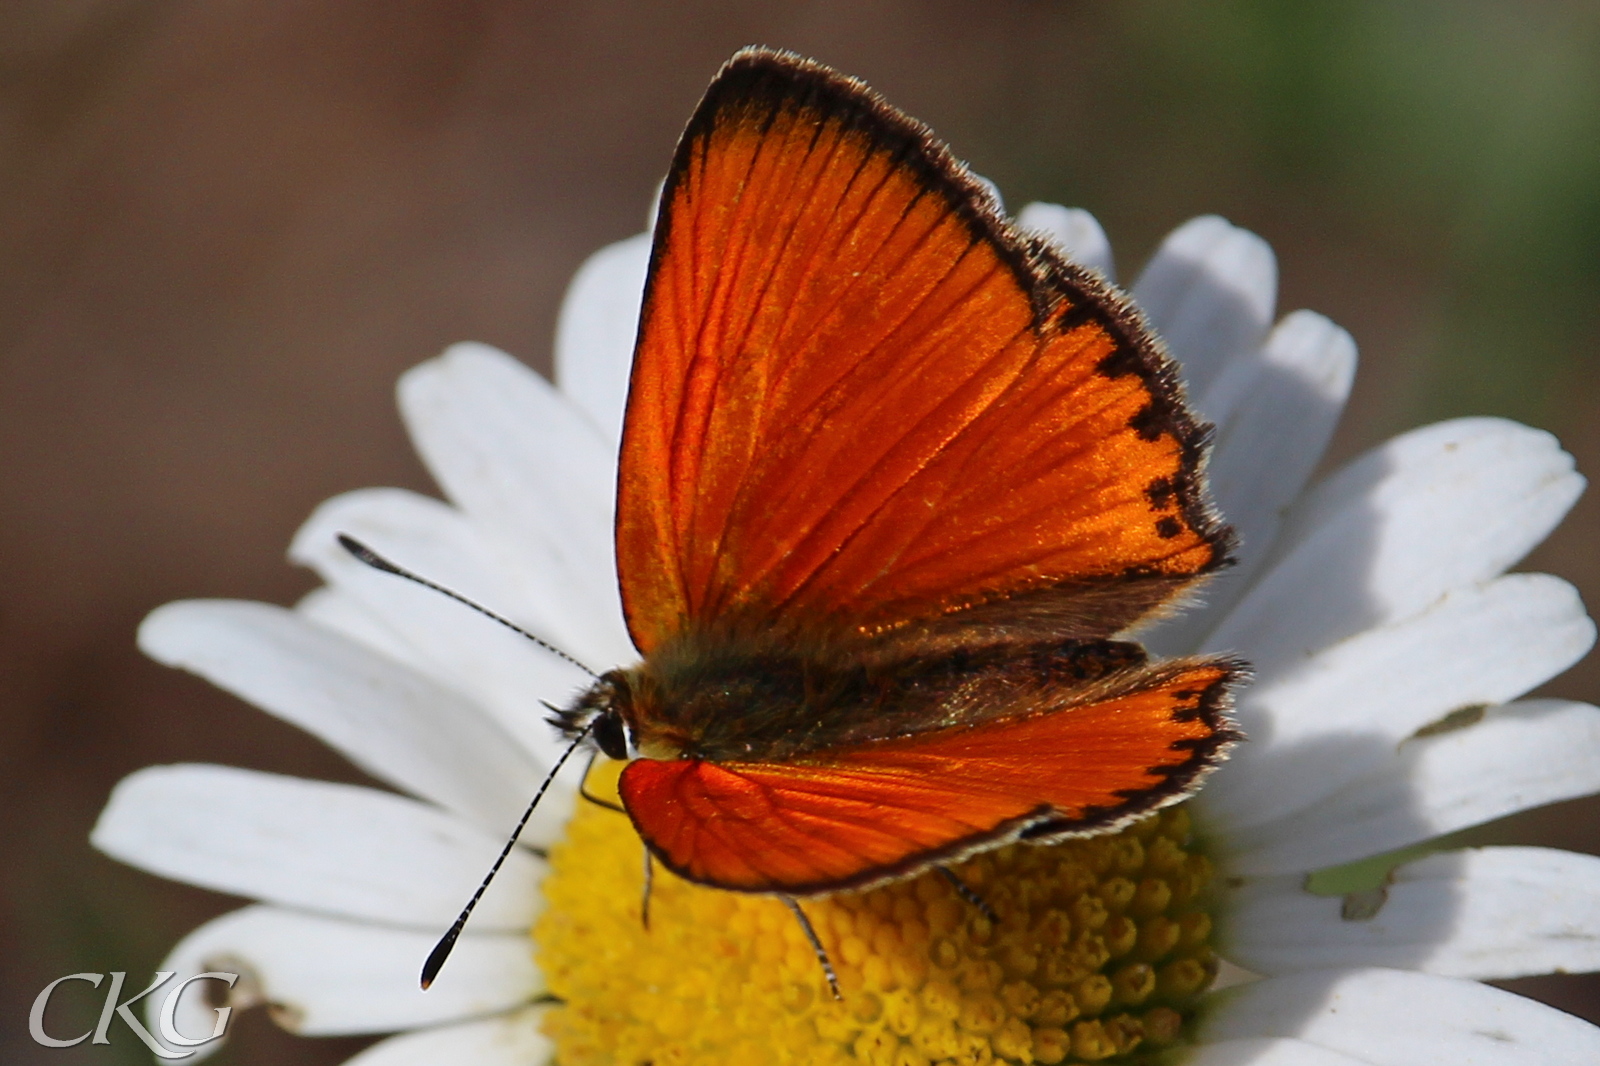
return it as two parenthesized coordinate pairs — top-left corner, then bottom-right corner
(421, 720), (593, 990)
(337, 534), (599, 679)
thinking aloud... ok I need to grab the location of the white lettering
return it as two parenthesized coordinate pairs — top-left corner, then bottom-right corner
(159, 971), (239, 1047)
(30, 970), (239, 1055)
(28, 972), (104, 1048)
(93, 971), (190, 1059)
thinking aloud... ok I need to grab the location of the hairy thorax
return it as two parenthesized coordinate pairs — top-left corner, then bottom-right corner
(556, 627), (1150, 765)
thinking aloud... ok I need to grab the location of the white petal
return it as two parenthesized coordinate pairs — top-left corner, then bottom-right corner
(1147, 310), (1356, 657)
(553, 232), (650, 446)
(1132, 215), (1277, 398)
(1199, 573), (1594, 831)
(293, 588), (586, 848)
(1224, 699), (1600, 874)
(644, 178), (665, 230)
(156, 906), (538, 1042)
(292, 586), (587, 849)
(92, 765), (543, 931)
(139, 600), (544, 832)
(399, 343), (635, 668)
(1187, 1038), (1371, 1066)
(1204, 311), (1357, 545)
(1016, 202), (1115, 280)
(297, 582), (585, 845)
(342, 1007), (552, 1066)
(1209, 418), (1585, 676)
(291, 487), (596, 761)
(1223, 848), (1600, 981)
(296, 586), (413, 664)
(1202, 967), (1600, 1065)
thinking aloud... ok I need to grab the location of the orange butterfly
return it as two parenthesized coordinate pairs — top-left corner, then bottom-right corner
(554, 48), (1243, 901)
(367, 46), (1245, 993)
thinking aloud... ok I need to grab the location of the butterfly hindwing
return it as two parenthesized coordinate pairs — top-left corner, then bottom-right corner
(616, 658), (1241, 894)
(617, 50), (1232, 655)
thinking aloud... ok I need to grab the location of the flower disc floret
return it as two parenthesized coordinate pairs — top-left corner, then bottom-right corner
(537, 766), (1217, 1065)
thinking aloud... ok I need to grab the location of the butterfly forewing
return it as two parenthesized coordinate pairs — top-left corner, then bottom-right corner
(597, 48), (1243, 899)
(618, 51), (1231, 655)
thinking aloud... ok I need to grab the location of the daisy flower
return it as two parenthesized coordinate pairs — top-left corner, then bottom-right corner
(93, 202), (1600, 1066)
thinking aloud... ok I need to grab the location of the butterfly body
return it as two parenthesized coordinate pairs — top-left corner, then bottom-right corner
(556, 48), (1245, 901)
(565, 633), (1150, 764)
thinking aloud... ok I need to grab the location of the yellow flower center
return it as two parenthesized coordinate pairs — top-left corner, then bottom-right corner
(536, 763), (1217, 1065)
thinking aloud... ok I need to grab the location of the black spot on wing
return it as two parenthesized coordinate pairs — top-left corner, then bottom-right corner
(1146, 477), (1175, 509)
(1096, 346), (1143, 379)
(1130, 403), (1164, 442)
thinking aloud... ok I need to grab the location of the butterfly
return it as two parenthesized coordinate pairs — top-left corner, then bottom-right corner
(360, 45), (1247, 992)
(551, 47), (1244, 905)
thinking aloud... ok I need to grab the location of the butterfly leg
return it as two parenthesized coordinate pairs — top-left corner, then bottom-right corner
(640, 847), (654, 931)
(938, 866), (998, 924)
(578, 751), (626, 813)
(781, 896), (841, 1000)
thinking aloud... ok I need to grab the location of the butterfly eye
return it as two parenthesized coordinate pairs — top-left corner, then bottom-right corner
(592, 710), (632, 761)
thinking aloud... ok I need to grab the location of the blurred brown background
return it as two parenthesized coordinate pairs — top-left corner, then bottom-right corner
(3, 2), (1598, 1063)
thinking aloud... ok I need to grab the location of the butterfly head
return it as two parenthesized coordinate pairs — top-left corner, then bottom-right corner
(554, 666), (693, 763)
(551, 669), (639, 760)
